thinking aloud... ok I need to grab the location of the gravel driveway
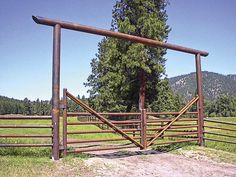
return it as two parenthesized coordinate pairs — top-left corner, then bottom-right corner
(84, 148), (236, 177)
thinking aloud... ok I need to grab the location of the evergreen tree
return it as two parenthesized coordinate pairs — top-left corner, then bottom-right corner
(85, 0), (180, 112)
(23, 98), (32, 115)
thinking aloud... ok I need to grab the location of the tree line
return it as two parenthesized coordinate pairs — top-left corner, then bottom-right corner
(0, 95), (87, 115)
(205, 94), (236, 117)
(1, 94), (236, 117)
(0, 96), (51, 115)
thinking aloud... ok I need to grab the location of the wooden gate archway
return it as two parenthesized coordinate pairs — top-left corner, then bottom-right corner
(32, 15), (208, 160)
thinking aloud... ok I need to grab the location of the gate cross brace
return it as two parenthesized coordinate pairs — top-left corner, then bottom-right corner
(147, 96), (199, 147)
(66, 91), (144, 149)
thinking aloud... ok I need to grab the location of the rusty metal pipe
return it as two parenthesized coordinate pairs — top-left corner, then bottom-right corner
(153, 139), (197, 145)
(204, 119), (236, 126)
(67, 145), (137, 153)
(0, 135), (52, 138)
(0, 144), (52, 147)
(32, 16), (208, 56)
(67, 112), (197, 116)
(204, 125), (236, 132)
(147, 118), (197, 123)
(0, 125), (52, 128)
(63, 88), (68, 156)
(146, 112), (198, 115)
(67, 137), (142, 144)
(67, 128), (140, 134)
(203, 131), (236, 138)
(204, 138), (236, 144)
(67, 112), (141, 116)
(67, 121), (140, 125)
(0, 115), (51, 119)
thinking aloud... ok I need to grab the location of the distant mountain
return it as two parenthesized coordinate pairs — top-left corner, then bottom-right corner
(169, 71), (236, 101)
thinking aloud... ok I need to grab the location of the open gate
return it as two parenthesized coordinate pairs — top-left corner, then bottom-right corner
(62, 89), (200, 155)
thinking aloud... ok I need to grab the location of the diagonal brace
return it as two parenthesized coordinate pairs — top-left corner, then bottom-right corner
(66, 91), (143, 149)
(147, 96), (199, 147)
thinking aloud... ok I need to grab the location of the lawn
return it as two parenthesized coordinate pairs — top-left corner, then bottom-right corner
(204, 117), (236, 152)
(0, 116), (235, 176)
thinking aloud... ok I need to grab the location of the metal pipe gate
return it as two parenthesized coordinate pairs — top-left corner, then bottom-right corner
(62, 90), (199, 155)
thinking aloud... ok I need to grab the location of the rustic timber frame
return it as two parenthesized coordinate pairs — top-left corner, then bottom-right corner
(32, 15), (208, 160)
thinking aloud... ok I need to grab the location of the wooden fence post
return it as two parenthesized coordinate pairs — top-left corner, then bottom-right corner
(140, 109), (147, 149)
(195, 53), (204, 146)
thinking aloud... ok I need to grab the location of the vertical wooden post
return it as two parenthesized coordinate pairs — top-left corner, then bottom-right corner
(139, 70), (145, 110)
(52, 24), (61, 160)
(139, 70), (147, 149)
(195, 53), (204, 146)
(140, 109), (147, 149)
(63, 88), (68, 156)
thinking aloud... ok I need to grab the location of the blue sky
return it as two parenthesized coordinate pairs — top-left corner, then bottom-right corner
(0, 0), (235, 100)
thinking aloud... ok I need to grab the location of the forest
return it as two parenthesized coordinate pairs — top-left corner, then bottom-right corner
(1, 94), (236, 117)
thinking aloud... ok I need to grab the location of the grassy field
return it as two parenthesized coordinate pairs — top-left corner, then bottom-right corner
(0, 117), (235, 176)
(204, 117), (236, 152)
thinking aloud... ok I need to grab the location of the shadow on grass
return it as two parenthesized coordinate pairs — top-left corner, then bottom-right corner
(0, 147), (51, 158)
(68, 142), (196, 159)
(152, 142), (196, 152)
(0, 139), (51, 158)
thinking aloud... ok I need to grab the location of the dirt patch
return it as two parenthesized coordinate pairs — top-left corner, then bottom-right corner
(84, 148), (236, 177)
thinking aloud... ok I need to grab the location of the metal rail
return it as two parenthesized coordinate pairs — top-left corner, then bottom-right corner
(147, 118), (197, 123)
(68, 112), (141, 116)
(67, 120), (141, 125)
(0, 125), (52, 128)
(68, 112), (197, 116)
(146, 112), (198, 116)
(0, 135), (52, 138)
(203, 118), (236, 145)
(153, 139), (198, 145)
(67, 128), (140, 134)
(204, 131), (236, 138)
(67, 145), (137, 153)
(67, 137), (142, 144)
(204, 125), (236, 132)
(204, 138), (236, 144)
(204, 119), (236, 126)
(0, 115), (53, 149)
(0, 115), (51, 119)
(0, 144), (52, 147)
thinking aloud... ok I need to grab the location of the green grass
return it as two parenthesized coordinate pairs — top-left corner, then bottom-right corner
(204, 117), (236, 153)
(0, 152), (90, 177)
(0, 156), (52, 177)
(172, 145), (236, 165)
(67, 117), (121, 140)
(0, 116), (236, 176)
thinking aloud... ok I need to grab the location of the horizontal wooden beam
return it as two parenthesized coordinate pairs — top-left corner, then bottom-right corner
(32, 16), (208, 56)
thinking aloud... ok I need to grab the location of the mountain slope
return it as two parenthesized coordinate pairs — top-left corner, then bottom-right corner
(169, 71), (236, 101)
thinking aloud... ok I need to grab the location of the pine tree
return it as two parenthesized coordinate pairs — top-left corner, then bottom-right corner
(23, 98), (32, 115)
(85, 0), (180, 112)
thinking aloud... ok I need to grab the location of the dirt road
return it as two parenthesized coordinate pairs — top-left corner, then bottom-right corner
(84, 148), (236, 177)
